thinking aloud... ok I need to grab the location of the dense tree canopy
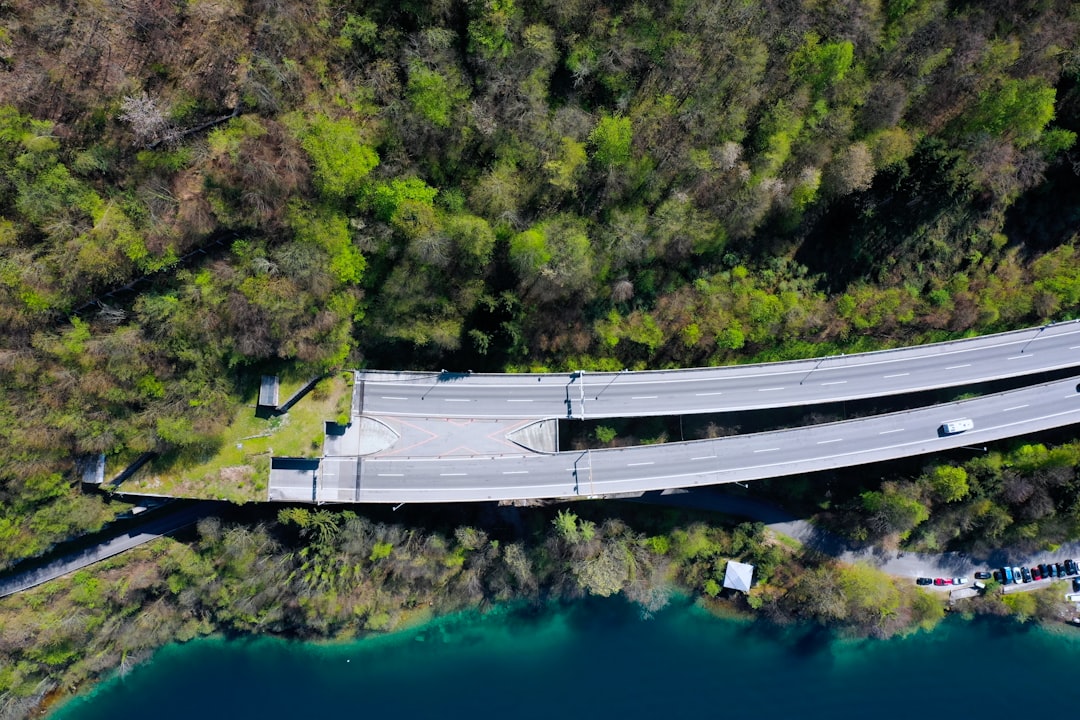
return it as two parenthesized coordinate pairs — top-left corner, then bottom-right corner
(0, 0), (1078, 565)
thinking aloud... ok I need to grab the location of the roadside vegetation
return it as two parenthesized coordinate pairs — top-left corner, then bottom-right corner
(0, 505), (952, 717)
(113, 373), (351, 503)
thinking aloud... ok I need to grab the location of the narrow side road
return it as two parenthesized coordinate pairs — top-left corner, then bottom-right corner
(629, 489), (1080, 579)
(0, 501), (217, 598)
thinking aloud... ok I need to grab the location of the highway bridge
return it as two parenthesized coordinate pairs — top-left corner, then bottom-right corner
(267, 322), (1080, 504)
(357, 321), (1080, 420)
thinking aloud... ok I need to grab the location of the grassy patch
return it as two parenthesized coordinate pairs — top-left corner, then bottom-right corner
(113, 373), (352, 502)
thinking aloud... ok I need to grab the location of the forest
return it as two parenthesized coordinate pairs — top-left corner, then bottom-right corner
(0, 0), (1078, 565)
(1, 0), (1080, 708)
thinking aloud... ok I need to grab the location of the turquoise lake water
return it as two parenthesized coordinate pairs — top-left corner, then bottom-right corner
(52, 598), (1080, 720)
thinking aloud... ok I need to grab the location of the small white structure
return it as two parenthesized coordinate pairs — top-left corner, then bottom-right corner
(723, 560), (755, 593)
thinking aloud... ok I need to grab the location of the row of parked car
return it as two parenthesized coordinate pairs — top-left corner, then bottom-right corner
(992, 559), (1080, 585)
(917, 576), (967, 586)
(915, 559), (1080, 588)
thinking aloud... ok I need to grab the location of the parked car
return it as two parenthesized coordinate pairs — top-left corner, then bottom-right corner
(953, 577), (968, 585)
(1032, 566), (1042, 580)
(934, 578), (951, 586)
(1068, 559), (1079, 575)
(1013, 567), (1024, 583)
(1050, 564), (1060, 578)
(1038, 564), (1048, 577)
(917, 577), (933, 586)
(992, 570), (1003, 583)
(1003, 567), (1014, 583)
(975, 571), (992, 580)
(1073, 577), (1080, 593)
(1021, 567), (1032, 583)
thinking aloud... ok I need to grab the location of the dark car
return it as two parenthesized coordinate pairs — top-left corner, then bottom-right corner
(1038, 564), (1048, 577)
(993, 570), (1003, 583)
(917, 577), (933, 586)
(1051, 564), (1061, 578)
(1069, 559), (1079, 575)
(1021, 566), (1032, 583)
(975, 571), (992, 580)
(1074, 577), (1080, 593)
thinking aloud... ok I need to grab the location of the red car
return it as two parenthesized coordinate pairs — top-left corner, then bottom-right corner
(934, 578), (952, 586)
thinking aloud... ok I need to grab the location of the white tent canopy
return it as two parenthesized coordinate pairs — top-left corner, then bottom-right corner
(723, 561), (754, 593)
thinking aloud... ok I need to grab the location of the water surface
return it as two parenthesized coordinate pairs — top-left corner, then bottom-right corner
(53, 599), (1080, 720)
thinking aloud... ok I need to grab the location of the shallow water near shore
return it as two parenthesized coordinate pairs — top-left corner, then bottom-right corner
(51, 598), (1080, 720)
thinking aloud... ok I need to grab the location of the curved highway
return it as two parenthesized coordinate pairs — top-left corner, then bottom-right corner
(357, 321), (1080, 420)
(349, 375), (1080, 503)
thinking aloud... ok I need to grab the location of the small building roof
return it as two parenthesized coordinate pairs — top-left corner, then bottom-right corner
(723, 560), (754, 593)
(258, 375), (280, 408)
(81, 454), (106, 484)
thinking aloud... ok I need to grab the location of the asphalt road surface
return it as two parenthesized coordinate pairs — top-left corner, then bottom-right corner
(352, 375), (1080, 503)
(0, 502), (215, 598)
(357, 321), (1080, 420)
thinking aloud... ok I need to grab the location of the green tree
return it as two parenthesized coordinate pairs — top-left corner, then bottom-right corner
(407, 61), (468, 128)
(790, 33), (854, 93)
(289, 114), (379, 200)
(589, 115), (633, 168)
(964, 78), (1059, 148)
(860, 484), (929, 539)
(925, 465), (970, 503)
(553, 509), (581, 544)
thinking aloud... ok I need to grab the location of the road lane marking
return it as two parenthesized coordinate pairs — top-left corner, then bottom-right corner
(883, 373), (909, 378)
(380, 396), (408, 400)
(692, 455), (716, 460)
(631, 396), (658, 400)
(444, 398), (473, 402)
(946, 364), (971, 370)
(1002, 405), (1029, 412)
(377, 473), (404, 477)
(628, 461), (655, 467)
(1007, 355), (1033, 360)
(879, 428), (904, 434)
(758, 387), (785, 392)
(820, 381), (847, 386)
(816, 438), (842, 444)
(440, 473), (468, 476)
(502, 471), (529, 475)
(695, 392), (724, 396)
(754, 448), (780, 453)
(506, 399), (534, 402)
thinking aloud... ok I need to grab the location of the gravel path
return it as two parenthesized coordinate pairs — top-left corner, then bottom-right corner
(629, 489), (1080, 579)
